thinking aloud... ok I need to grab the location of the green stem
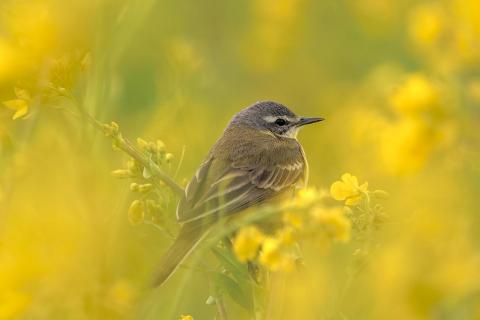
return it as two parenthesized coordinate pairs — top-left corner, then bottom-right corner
(76, 105), (185, 197)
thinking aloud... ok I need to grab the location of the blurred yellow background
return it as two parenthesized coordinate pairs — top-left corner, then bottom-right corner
(1, 0), (480, 319)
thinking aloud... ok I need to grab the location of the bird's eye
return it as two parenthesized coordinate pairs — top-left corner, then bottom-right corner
(275, 118), (287, 126)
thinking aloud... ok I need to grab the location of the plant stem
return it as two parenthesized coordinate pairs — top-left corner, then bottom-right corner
(215, 295), (228, 320)
(84, 111), (185, 196)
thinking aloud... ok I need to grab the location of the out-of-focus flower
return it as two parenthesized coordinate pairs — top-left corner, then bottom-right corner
(409, 3), (445, 47)
(165, 153), (174, 163)
(390, 74), (440, 116)
(275, 226), (297, 245)
(106, 280), (135, 312)
(311, 207), (351, 242)
(348, 0), (404, 34)
(179, 315), (193, 320)
(330, 173), (368, 206)
(0, 290), (31, 320)
(467, 79), (480, 103)
(168, 38), (203, 73)
(0, 39), (20, 83)
(242, 0), (304, 71)
(259, 237), (295, 272)
(451, 27), (479, 66)
(380, 119), (438, 175)
(128, 200), (145, 225)
(283, 211), (303, 229)
(233, 226), (265, 262)
(370, 210), (480, 319)
(286, 187), (322, 209)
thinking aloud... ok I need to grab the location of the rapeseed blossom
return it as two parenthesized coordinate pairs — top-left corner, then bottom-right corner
(232, 226), (265, 262)
(330, 173), (368, 206)
(390, 74), (440, 116)
(311, 207), (351, 242)
(258, 237), (295, 272)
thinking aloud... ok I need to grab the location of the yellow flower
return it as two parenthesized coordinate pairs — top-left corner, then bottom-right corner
(128, 200), (145, 225)
(259, 237), (294, 272)
(233, 226), (265, 262)
(330, 173), (368, 206)
(165, 153), (174, 163)
(283, 211), (303, 229)
(286, 187), (321, 208)
(179, 315), (193, 320)
(311, 207), (351, 242)
(380, 119), (438, 175)
(276, 226), (297, 245)
(390, 74), (439, 116)
(0, 290), (30, 320)
(169, 38), (203, 72)
(3, 99), (29, 120)
(409, 3), (445, 47)
(106, 280), (135, 312)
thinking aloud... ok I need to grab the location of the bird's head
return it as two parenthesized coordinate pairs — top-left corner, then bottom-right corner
(231, 101), (324, 138)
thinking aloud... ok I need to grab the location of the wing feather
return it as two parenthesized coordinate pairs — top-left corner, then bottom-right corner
(177, 138), (306, 223)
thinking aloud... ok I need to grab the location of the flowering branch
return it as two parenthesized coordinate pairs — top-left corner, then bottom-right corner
(98, 119), (185, 196)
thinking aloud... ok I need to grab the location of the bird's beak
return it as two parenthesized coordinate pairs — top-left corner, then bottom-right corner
(297, 117), (325, 127)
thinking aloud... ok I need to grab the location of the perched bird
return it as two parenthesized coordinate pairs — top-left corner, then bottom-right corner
(153, 101), (323, 286)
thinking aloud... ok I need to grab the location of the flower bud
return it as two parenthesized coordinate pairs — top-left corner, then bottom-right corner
(102, 122), (120, 137)
(111, 169), (131, 179)
(138, 183), (153, 193)
(165, 153), (174, 163)
(373, 190), (390, 199)
(156, 140), (166, 153)
(128, 200), (144, 225)
(136, 138), (149, 151)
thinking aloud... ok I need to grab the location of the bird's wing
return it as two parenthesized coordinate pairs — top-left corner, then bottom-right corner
(176, 148), (305, 223)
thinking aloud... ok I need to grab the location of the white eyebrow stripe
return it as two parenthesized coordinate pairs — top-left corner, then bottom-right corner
(263, 115), (277, 122)
(262, 115), (297, 123)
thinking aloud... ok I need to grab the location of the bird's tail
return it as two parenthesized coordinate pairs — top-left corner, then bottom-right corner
(152, 221), (209, 287)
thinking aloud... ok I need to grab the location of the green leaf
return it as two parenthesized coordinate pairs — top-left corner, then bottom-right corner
(211, 247), (250, 282)
(211, 272), (253, 313)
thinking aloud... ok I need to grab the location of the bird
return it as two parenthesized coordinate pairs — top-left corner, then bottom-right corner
(153, 101), (323, 286)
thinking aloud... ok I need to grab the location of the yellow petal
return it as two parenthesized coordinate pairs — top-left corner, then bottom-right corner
(233, 226), (265, 262)
(3, 99), (27, 110)
(359, 182), (369, 193)
(313, 207), (351, 242)
(330, 181), (353, 200)
(341, 173), (359, 189)
(128, 200), (145, 225)
(12, 107), (28, 120)
(345, 195), (362, 206)
(3, 99), (29, 119)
